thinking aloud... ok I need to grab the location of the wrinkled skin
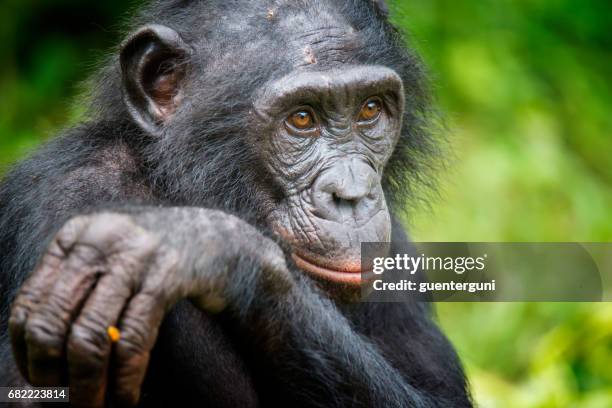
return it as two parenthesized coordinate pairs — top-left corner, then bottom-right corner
(9, 209), (290, 406)
(1, 0), (472, 407)
(255, 65), (404, 282)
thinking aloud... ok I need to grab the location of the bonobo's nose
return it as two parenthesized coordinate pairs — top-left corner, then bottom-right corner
(311, 158), (382, 224)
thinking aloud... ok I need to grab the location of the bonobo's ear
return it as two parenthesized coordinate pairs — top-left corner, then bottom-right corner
(120, 24), (191, 136)
(371, 0), (389, 17)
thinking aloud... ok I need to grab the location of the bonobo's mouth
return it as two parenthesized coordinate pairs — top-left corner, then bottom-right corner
(292, 251), (369, 286)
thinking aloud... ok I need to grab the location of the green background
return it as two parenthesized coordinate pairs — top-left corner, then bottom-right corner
(1, 0), (611, 406)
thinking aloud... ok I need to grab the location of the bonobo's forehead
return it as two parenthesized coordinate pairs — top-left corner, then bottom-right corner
(200, 0), (376, 72)
(285, 26), (360, 69)
(273, 6), (361, 68)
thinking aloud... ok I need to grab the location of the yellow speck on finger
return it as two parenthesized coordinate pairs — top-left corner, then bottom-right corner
(107, 326), (121, 343)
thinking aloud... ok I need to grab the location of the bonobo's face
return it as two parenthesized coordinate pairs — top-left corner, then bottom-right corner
(118, 2), (413, 288)
(254, 66), (404, 285)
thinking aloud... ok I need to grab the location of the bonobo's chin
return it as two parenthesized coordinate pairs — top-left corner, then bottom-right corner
(269, 204), (391, 289)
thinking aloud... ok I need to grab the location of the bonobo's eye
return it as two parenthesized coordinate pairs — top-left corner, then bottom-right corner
(285, 109), (319, 135)
(357, 97), (383, 124)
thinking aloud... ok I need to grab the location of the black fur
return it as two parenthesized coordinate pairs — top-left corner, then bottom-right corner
(0, 1), (470, 406)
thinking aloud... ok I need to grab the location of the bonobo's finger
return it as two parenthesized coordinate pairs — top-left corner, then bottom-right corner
(112, 291), (166, 407)
(8, 219), (87, 381)
(112, 249), (178, 406)
(8, 241), (66, 381)
(67, 273), (134, 408)
(68, 235), (158, 408)
(25, 243), (103, 386)
(24, 214), (152, 388)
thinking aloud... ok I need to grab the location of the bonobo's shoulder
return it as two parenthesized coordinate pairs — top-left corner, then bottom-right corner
(0, 123), (151, 224)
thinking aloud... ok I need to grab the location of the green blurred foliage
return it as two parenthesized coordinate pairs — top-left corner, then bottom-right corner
(0, 0), (135, 169)
(0, 0), (611, 406)
(391, 0), (612, 241)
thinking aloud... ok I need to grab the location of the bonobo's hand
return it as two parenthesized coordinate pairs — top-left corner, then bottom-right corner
(8, 208), (291, 407)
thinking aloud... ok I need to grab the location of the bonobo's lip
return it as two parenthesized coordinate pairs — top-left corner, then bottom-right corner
(292, 251), (371, 286)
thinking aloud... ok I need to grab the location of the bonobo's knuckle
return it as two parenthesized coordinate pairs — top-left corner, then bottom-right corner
(92, 212), (131, 225)
(24, 318), (63, 358)
(55, 215), (92, 252)
(9, 297), (29, 320)
(68, 323), (108, 368)
(96, 213), (142, 238)
(84, 213), (142, 246)
(8, 306), (27, 337)
(62, 215), (92, 231)
(120, 229), (161, 261)
(8, 311), (24, 332)
(69, 243), (105, 267)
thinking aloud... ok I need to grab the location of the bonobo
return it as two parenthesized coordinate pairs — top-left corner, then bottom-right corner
(0, 0), (472, 407)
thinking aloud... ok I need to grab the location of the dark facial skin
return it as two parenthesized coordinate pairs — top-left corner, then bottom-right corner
(1, 1), (471, 407)
(255, 65), (404, 284)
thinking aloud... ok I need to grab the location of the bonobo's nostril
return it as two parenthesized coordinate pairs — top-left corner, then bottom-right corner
(332, 191), (359, 207)
(332, 192), (342, 206)
(311, 160), (382, 224)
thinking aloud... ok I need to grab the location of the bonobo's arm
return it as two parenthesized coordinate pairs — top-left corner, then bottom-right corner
(228, 273), (439, 408)
(221, 218), (469, 407)
(0, 135), (259, 408)
(2, 137), (460, 407)
(146, 217), (459, 408)
(9, 206), (453, 408)
(7, 207), (286, 407)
